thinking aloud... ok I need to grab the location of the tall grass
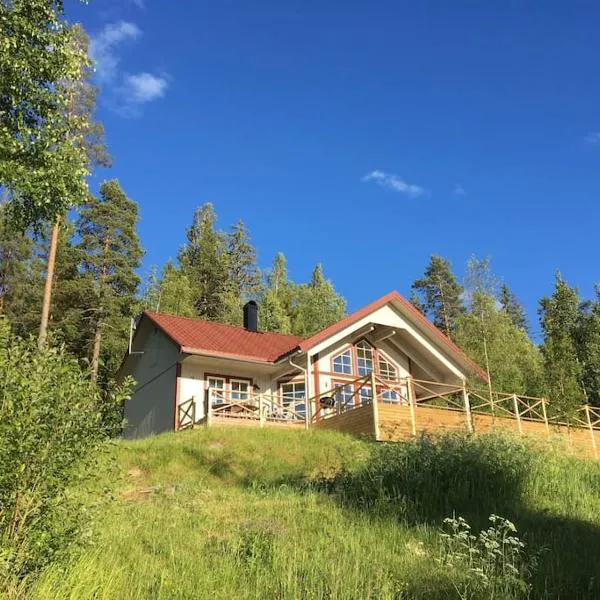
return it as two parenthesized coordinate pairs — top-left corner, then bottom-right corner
(24, 427), (600, 599)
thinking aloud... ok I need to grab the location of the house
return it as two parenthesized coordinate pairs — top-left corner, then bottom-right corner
(119, 291), (487, 439)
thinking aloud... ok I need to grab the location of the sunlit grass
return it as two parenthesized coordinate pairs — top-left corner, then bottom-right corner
(26, 427), (600, 599)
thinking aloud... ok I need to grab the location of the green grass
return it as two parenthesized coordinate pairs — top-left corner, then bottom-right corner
(24, 427), (600, 599)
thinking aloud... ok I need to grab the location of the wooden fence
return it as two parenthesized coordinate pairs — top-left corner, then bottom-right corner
(177, 374), (600, 459)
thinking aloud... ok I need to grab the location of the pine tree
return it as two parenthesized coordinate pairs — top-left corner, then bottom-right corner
(0, 204), (44, 336)
(500, 284), (528, 331)
(179, 203), (229, 321)
(577, 287), (600, 406)
(409, 290), (425, 314)
(539, 274), (585, 417)
(260, 253), (295, 333)
(292, 264), (346, 336)
(226, 220), (262, 300)
(76, 180), (143, 381)
(411, 255), (464, 338)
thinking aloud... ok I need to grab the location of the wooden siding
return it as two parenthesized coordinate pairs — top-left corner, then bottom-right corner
(377, 404), (600, 459)
(379, 404), (468, 441)
(315, 404), (376, 438)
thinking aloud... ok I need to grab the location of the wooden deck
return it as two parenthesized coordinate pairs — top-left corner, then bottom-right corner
(179, 374), (600, 460)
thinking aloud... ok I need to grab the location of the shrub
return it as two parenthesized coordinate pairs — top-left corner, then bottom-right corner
(439, 514), (536, 598)
(326, 432), (533, 525)
(0, 321), (131, 585)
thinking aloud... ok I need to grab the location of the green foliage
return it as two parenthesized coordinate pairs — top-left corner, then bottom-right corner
(26, 428), (600, 599)
(0, 204), (44, 336)
(142, 261), (197, 317)
(500, 284), (528, 332)
(439, 515), (535, 597)
(292, 264), (346, 336)
(454, 293), (543, 395)
(576, 287), (600, 405)
(412, 255), (465, 338)
(0, 321), (132, 583)
(259, 253), (294, 333)
(179, 203), (230, 321)
(539, 274), (585, 416)
(0, 1), (92, 229)
(76, 180), (143, 381)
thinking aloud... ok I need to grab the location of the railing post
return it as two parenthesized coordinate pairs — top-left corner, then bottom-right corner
(585, 404), (597, 459)
(541, 398), (550, 436)
(370, 371), (380, 441)
(206, 389), (213, 427)
(191, 396), (196, 429)
(462, 383), (473, 433)
(512, 394), (522, 435)
(259, 393), (265, 428)
(407, 376), (417, 437)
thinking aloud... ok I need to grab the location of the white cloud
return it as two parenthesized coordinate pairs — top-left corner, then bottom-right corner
(453, 184), (466, 196)
(584, 132), (600, 146)
(361, 170), (426, 198)
(122, 73), (168, 103)
(90, 21), (141, 82)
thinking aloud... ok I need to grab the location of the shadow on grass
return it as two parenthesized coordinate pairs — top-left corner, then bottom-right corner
(198, 432), (600, 599)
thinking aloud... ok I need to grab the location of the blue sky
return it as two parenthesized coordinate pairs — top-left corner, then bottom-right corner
(70, 1), (600, 338)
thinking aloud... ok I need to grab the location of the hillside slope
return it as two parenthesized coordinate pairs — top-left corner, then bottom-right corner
(30, 427), (600, 600)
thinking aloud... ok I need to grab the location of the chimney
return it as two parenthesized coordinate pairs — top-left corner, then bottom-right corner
(243, 300), (258, 332)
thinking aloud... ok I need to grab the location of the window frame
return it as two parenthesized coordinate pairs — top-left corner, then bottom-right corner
(332, 347), (353, 376)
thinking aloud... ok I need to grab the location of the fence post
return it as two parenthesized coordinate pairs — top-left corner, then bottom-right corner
(407, 376), (417, 437)
(462, 383), (473, 433)
(585, 404), (597, 459)
(370, 372), (380, 441)
(512, 394), (522, 435)
(191, 396), (196, 429)
(259, 394), (265, 428)
(206, 389), (212, 427)
(541, 398), (550, 436)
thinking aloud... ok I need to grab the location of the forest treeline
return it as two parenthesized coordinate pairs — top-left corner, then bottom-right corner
(1, 1), (599, 588)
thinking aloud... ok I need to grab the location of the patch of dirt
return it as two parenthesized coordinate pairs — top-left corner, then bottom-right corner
(120, 485), (161, 502)
(127, 467), (145, 478)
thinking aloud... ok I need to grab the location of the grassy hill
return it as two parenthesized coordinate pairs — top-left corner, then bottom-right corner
(27, 427), (600, 599)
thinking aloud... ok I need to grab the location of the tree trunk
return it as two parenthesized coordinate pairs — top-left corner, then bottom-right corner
(91, 317), (102, 381)
(38, 217), (60, 349)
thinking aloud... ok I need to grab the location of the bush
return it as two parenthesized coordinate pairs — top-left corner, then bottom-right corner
(325, 432), (533, 526)
(0, 322), (131, 585)
(439, 514), (536, 598)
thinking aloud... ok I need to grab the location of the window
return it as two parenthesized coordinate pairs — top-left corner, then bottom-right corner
(359, 386), (373, 405)
(230, 379), (249, 402)
(281, 381), (306, 416)
(332, 349), (353, 375)
(208, 377), (226, 405)
(356, 340), (374, 376)
(381, 389), (400, 404)
(378, 354), (398, 380)
(334, 383), (355, 410)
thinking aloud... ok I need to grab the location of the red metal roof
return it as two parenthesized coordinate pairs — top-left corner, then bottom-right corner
(298, 291), (488, 381)
(144, 291), (487, 380)
(144, 312), (302, 363)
